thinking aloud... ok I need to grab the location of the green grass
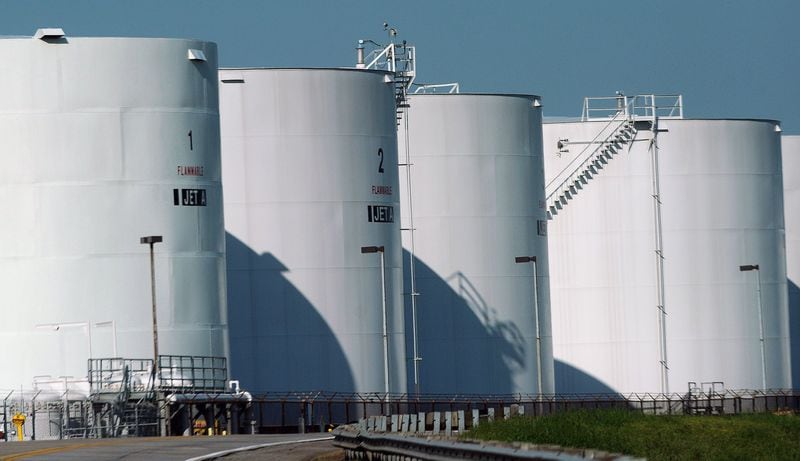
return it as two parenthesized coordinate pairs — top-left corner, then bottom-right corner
(464, 409), (800, 461)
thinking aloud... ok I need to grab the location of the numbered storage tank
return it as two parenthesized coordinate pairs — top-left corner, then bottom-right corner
(783, 135), (800, 388)
(399, 93), (554, 395)
(543, 104), (789, 394)
(220, 68), (407, 393)
(0, 31), (227, 392)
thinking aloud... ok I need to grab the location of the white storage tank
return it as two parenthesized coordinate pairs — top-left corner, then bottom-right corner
(220, 68), (407, 393)
(0, 31), (227, 391)
(399, 93), (554, 395)
(544, 101), (789, 394)
(782, 135), (800, 388)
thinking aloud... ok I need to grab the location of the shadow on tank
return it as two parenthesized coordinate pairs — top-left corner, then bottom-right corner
(554, 359), (621, 396)
(790, 279), (800, 389)
(225, 232), (355, 394)
(404, 250), (525, 395)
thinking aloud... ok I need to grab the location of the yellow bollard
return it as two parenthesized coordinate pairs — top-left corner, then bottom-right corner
(12, 413), (25, 441)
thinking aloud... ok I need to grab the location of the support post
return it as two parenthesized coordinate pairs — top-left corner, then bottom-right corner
(515, 256), (543, 395)
(140, 236), (163, 380)
(756, 268), (766, 391)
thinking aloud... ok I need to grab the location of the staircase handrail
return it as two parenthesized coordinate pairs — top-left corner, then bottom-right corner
(582, 95), (630, 121)
(545, 112), (630, 202)
(584, 94), (683, 121)
(361, 42), (415, 84)
(583, 94), (683, 121)
(363, 43), (396, 72)
(631, 94), (683, 119)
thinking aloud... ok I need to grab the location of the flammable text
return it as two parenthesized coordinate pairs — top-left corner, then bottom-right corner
(371, 185), (393, 195)
(177, 166), (204, 176)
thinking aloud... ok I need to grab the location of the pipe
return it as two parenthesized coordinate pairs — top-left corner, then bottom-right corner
(356, 41), (365, 69)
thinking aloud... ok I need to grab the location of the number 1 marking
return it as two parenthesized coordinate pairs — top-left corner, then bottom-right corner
(188, 130), (193, 151)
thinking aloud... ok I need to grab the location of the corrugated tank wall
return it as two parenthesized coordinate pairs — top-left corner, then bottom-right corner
(220, 68), (407, 394)
(782, 135), (800, 388)
(544, 119), (789, 394)
(399, 93), (554, 395)
(0, 35), (227, 391)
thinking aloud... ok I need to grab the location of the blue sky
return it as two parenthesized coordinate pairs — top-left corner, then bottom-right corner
(2, 0), (798, 132)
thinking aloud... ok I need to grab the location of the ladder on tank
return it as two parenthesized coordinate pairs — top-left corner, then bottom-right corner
(398, 104), (423, 395)
(357, 32), (422, 392)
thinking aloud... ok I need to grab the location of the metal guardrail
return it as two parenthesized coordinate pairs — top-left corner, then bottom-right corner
(581, 93), (683, 121)
(158, 355), (228, 392)
(89, 358), (155, 398)
(333, 425), (642, 461)
(89, 355), (229, 395)
(412, 82), (460, 94)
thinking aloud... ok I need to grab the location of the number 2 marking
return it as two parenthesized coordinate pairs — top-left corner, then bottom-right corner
(378, 148), (384, 173)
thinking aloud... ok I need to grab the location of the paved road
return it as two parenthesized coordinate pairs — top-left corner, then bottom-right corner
(219, 440), (341, 461)
(0, 434), (339, 461)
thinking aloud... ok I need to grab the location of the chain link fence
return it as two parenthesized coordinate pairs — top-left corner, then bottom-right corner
(245, 389), (800, 433)
(2, 388), (798, 440)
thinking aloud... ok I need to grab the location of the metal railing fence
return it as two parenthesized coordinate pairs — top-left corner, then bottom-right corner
(582, 94), (683, 121)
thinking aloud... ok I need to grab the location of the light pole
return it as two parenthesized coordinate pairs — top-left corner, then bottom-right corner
(362, 245), (389, 395)
(35, 322), (93, 359)
(740, 263), (766, 391)
(94, 320), (118, 357)
(141, 236), (163, 377)
(515, 255), (543, 396)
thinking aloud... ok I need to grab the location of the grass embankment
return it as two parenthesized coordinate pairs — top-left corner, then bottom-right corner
(465, 409), (800, 460)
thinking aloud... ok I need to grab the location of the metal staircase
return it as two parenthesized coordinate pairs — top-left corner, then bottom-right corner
(392, 47), (414, 125)
(545, 114), (637, 219)
(545, 93), (684, 220)
(88, 358), (159, 437)
(356, 39), (415, 125)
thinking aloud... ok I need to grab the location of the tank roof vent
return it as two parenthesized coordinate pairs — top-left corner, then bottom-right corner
(33, 28), (65, 40)
(775, 124), (783, 132)
(187, 49), (207, 62)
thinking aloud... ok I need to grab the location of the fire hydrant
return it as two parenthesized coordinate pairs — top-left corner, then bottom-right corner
(11, 413), (25, 441)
